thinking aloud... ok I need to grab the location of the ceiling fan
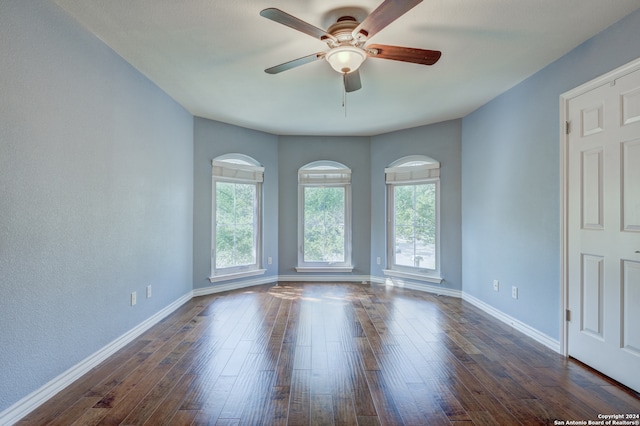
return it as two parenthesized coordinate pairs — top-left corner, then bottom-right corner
(260, 0), (441, 93)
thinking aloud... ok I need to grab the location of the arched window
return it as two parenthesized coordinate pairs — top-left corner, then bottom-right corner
(296, 161), (353, 272)
(210, 154), (265, 281)
(385, 155), (441, 282)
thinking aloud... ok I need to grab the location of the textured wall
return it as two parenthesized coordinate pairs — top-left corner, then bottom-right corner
(371, 120), (463, 290)
(4, 0), (638, 415)
(461, 9), (640, 340)
(195, 124), (458, 284)
(0, 0), (193, 412)
(277, 136), (372, 277)
(192, 117), (279, 290)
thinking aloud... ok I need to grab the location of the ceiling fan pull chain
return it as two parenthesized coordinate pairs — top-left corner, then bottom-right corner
(343, 73), (347, 117)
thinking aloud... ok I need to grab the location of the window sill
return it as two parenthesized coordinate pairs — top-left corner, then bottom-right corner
(295, 266), (354, 273)
(382, 269), (443, 284)
(209, 269), (266, 283)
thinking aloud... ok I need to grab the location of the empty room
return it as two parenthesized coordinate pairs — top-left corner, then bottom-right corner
(1, 0), (640, 424)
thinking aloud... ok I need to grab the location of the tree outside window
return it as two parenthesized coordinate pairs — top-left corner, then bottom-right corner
(297, 161), (352, 270)
(210, 154), (264, 281)
(215, 182), (256, 268)
(393, 183), (436, 270)
(303, 186), (345, 263)
(385, 156), (440, 278)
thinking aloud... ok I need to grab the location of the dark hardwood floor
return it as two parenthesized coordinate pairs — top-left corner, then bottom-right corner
(17, 282), (640, 425)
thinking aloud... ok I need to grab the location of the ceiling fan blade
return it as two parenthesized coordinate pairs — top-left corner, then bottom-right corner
(260, 8), (337, 42)
(352, 0), (422, 41)
(368, 44), (441, 65)
(265, 52), (326, 74)
(344, 70), (362, 93)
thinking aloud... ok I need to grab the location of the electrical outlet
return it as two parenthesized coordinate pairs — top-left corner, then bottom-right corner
(131, 291), (137, 306)
(146, 285), (152, 298)
(268, 257), (272, 265)
(376, 257), (381, 265)
(512, 286), (518, 299)
(493, 280), (499, 291)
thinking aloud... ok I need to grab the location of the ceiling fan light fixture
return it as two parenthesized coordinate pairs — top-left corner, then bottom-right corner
(326, 46), (366, 74)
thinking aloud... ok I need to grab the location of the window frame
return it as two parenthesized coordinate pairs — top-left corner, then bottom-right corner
(296, 161), (353, 272)
(210, 154), (265, 282)
(384, 155), (442, 283)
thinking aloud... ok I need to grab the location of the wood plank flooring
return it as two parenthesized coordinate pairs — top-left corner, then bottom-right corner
(17, 282), (640, 425)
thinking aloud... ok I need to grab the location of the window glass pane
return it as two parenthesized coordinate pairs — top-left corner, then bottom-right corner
(303, 186), (345, 262)
(215, 182), (256, 268)
(394, 186), (414, 226)
(215, 224), (235, 269)
(216, 182), (235, 224)
(393, 183), (436, 270)
(234, 183), (256, 219)
(234, 224), (256, 265)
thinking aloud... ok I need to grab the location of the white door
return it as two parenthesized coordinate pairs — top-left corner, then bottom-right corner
(567, 66), (640, 392)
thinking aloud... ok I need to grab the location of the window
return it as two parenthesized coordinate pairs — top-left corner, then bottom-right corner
(385, 156), (441, 283)
(297, 161), (352, 272)
(210, 154), (265, 281)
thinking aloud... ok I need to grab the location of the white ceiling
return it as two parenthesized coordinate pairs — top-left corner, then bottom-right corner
(53, 0), (640, 136)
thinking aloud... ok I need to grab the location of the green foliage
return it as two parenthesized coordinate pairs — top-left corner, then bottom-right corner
(394, 183), (436, 268)
(303, 186), (345, 262)
(215, 182), (256, 268)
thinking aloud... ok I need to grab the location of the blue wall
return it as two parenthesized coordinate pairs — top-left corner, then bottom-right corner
(3, 0), (640, 418)
(193, 118), (279, 290)
(277, 136), (372, 278)
(0, 0), (193, 412)
(461, 8), (640, 340)
(371, 120), (462, 290)
(192, 125), (461, 286)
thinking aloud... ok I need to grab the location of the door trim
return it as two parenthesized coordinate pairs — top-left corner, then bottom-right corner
(559, 56), (640, 357)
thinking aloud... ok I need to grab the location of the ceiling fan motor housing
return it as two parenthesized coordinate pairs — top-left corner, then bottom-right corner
(325, 16), (367, 73)
(327, 16), (361, 44)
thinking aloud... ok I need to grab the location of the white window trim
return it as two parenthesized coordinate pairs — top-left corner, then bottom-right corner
(385, 156), (441, 280)
(210, 155), (264, 281)
(297, 161), (353, 270)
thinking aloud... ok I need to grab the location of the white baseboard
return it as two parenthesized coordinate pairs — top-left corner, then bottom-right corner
(193, 275), (277, 297)
(0, 291), (193, 426)
(462, 292), (561, 353)
(370, 275), (462, 298)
